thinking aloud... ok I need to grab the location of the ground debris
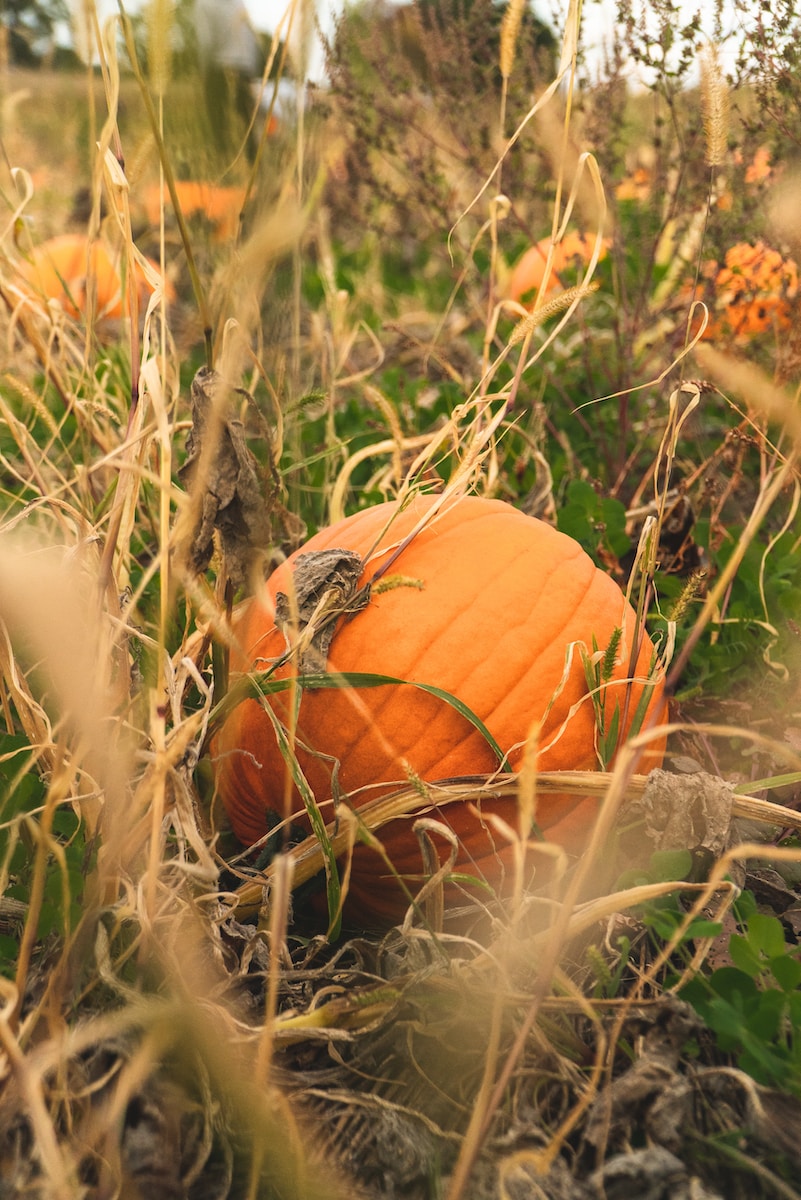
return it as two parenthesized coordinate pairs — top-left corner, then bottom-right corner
(582, 996), (704, 1155)
(590, 1146), (722, 1200)
(0, 1035), (222, 1200)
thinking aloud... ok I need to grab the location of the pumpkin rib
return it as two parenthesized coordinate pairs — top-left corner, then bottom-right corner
(226, 497), (650, 787)
(316, 509), (588, 774)
(489, 566), (636, 770)
(228, 503), (649, 775)
(493, 571), (603, 761)
(273, 504), (512, 767)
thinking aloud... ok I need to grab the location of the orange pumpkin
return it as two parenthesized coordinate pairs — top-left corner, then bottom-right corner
(142, 181), (248, 242)
(615, 166), (653, 202)
(508, 232), (610, 308)
(689, 241), (798, 343)
(212, 494), (666, 923)
(17, 233), (173, 321)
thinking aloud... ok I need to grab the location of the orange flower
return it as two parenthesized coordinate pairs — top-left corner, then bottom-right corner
(688, 240), (797, 342)
(744, 146), (772, 184)
(615, 166), (652, 202)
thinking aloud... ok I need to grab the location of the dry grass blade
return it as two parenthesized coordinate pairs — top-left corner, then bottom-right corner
(666, 357), (799, 691)
(232, 765), (801, 918)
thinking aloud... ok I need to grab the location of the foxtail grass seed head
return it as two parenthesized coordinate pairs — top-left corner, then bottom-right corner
(668, 569), (707, 623)
(699, 44), (729, 169)
(600, 627), (624, 683)
(508, 282), (599, 346)
(500, 0), (526, 80)
(145, 0), (175, 96)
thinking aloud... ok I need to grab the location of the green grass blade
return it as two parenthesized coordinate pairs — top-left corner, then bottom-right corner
(208, 670), (506, 767)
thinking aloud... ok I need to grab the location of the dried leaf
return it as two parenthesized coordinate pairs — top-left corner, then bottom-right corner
(627, 769), (735, 859)
(583, 998), (703, 1153)
(178, 367), (289, 589)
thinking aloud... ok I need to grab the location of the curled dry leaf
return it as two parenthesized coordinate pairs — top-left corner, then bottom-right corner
(583, 997), (704, 1153)
(625, 768), (735, 859)
(178, 367), (302, 590)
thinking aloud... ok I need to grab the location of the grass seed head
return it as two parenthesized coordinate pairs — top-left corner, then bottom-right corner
(700, 43), (729, 169)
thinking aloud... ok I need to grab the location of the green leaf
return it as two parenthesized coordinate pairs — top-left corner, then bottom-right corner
(747, 912), (787, 959)
(748, 989), (787, 1042)
(0, 770), (46, 820)
(769, 954), (801, 993)
(734, 890), (758, 923)
(598, 702), (620, 767)
(615, 868), (653, 889)
(647, 906), (685, 940)
(787, 991), (801, 1027)
(737, 1044), (790, 1089)
(738, 770), (801, 794)
(259, 704), (342, 940)
(0, 935), (20, 977)
(565, 478), (598, 512)
(704, 995), (759, 1047)
(648, 849), (693, 883)
(685, 918), (723, 939)
(709, 966), (760, 1005)
(729, 933), (763, 978)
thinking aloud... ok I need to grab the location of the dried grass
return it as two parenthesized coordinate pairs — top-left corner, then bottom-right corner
(0, 2), (800, 1197)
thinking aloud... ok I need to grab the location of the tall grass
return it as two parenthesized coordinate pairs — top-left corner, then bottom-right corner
(0, 0), (799, 1195)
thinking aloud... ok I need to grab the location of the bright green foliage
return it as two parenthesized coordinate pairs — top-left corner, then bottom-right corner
(600, 867), (801, 1094)
(633, 885), (801, 1096)
(557, 479), (630, 562)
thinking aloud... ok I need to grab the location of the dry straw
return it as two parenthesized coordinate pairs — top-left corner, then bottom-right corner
(4, 2), (801, 1193)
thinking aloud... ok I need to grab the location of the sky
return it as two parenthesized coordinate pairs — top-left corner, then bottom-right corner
(221, 0), (747, 82)
(85, 0), (746, 85)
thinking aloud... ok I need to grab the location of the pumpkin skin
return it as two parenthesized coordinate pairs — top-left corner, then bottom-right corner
(17, 234), (173, 321)
(142, 182), (249, 242)
(212, 495), (666, 923)
(508, 232), (610, 308)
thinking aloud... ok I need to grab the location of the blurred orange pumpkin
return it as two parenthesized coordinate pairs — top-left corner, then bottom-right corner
(508, 232), (610, 308)
(17, 233), (173, 321)
(689, 240), (798, 342)
(615, 166), (653, 202)
(142, 181), (248, 242)
(212, 494), (666, 925)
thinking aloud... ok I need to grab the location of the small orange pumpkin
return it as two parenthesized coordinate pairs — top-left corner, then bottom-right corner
(212, 494), (666, 924)
(508, 232), (610, 308)
(17, 233), (172, 321)
(142, 181), (249, 242)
